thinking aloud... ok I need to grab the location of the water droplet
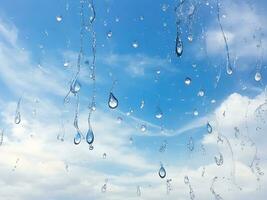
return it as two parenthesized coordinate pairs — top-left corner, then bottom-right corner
(140, 100), (145, 109)
(115, 17), (120, 22)
(211, 99), (216, 104)
(184, 176), (189, 184)
(107, 30), (112, 38)
(101, 184), (107, 193)
(70, 80), (81, 94)
(197, 89), (205, 97)
(207, 122), (213, 133)
(129, 137), (133, 144)
(132, 41), (139, 48)
(86, 128), (94, 145)
(184, 77), (191, 85)
(74, 131), (81, 145)
(139, 16), (144, 21)
(155, 107), (163, 119)
(175, 36), (183, 57)
(188, 34), (193, 42)
(140, 124), (147, 132)
(108, 92), (118, 109)
(255, 72), (261, 82)
(226, 66), (233, 75)
(193, 109), (198, 116)
(63, 61), (69, 67)
(137, 185), (141, 196)
(56, 15), (63, 22)
(214, 153), (223, 166)
(14, 112), (21, 124)
(89, 144), (94, 150)
(103, 153), (107, 159)
(162, 4), (169, 12)
(116, 116), (123, 124)
(158, 164), (166, 178)
(188, 137), (194, 151)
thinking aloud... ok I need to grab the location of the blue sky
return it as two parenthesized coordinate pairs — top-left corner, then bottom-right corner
(0, 0), (267, 199)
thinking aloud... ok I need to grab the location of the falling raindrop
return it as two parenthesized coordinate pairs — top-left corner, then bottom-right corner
(86, 127), (94, 145)
(108, 92), (118, 109)
(70, 80), (81, 94)
(56, 15), (63, 22)
(184, 77), (191, 85)
(214, 153), (223, 166)
(74, 131), (82, 145)
(175, 36), (183, 57)
(140, 124), (147, 132)
(132, 41), (139, 48)
(207, 122), (213, 133)
(158, 164), (166, 178)
(155, 107), (163, 119)
(255, 72), (261, 82)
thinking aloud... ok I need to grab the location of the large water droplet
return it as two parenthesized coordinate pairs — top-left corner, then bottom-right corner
(108, 92), (118, 109)
(207, 122), (213, 133)
(158, 164), (166, 178)
(86, 128), (94, 145)
(255, 72), (261, 82)
(184, 77), (191, 85)
(14, 112), (21, 124)
(74, 131), (81, 145)
(175, 36), (183, 57)
(155, 107), (163, 119)
(56, 15), (63, 22)
(70, 80), (81, 94)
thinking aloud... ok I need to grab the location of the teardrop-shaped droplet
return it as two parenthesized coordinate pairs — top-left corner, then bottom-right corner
(108, 92), (118, 109)
(86, 128), (94, 145)
(226, 65), (233, 75)
(175, 36), (183, 57)
(155, 107), (163, 119)
(158, 164), (166, 178)
(255, 72), (261, 82)
(207, 122), (212, 134)
(74, 131), (81, 145)
(70, 80), (81, 94)
(140, 124), (147, 132)
(14, 112), (21, 124)
(214, 153), (223, 166)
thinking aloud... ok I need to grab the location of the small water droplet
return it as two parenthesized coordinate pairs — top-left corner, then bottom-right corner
(139, 16), (144, 21)
(116, 116), (123, 124)
(103, 153), (107, 159)
(184, 176), (189, 184)
(86, 128), (94, 145)
(214, 153), (223, 166)
(188, 34), (193, 42)
(70, 80), (81, 94)
(140, 124), (147, 132)
(197, 89), (205, 97)
(63, 61), (69, 67)
(74, 131), (81, 145)
(108, 92), (118, 109)
(137, 185), (141, 196)
(155, 107), (163, 119)
(184, 77), (191, 85)
(207, 122), (213, 133)
(193, 109), (198, 116)
(255, 72), (261, 82)
(158, 164), (166, 178)
(226, 66), (233, 75)
(14, 112), (21, 124)
(175, 36), (183, 57)
(140, 100), (145, 109)
(107, 30), (112, 38)
(188, 137), (194, 151)
(162, 4), (169, 12)
(56, 15), (63, 22)
(101, 184), (107, 193)
(132, 41), (139, 48)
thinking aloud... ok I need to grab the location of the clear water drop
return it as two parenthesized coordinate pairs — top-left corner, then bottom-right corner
(197, 89), (205, 97)
(158, 164), (166, 178)
(155, 107), (163, 119)
(63, 61), (69, 67)
(101, 184), (107, 193)
(116, 116), (123, 124)
(193, 109), (198, 116)
(175, 36), (183, 57)
(74, 131), (81, 145)
(140, 124), (147, 132)
(207, 122), (213, 134)
(132, 41), (139, 48)
(184, 77), (191, 85)
(14, 112), (21, 124)
(108, 92), (118, 109)
(137, 185), (141, 196)
(103, 153), (107, 159)
(214, 153), (223, 166)
(140, 16), (144, 21)
(226, 66), (233, 75)
(162, 4), (169, 12)
(56, 15), (63, 22)
(140, 100), (145, 109)
(188, 137), (194, 151)
(70, 80), (81, 94)
(184, 176), (189, 184)
(255, 72), (261, 82)
(107, 30), (112, 38)
(188, 34), (193, 42)
(86, 128), (94, 145)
